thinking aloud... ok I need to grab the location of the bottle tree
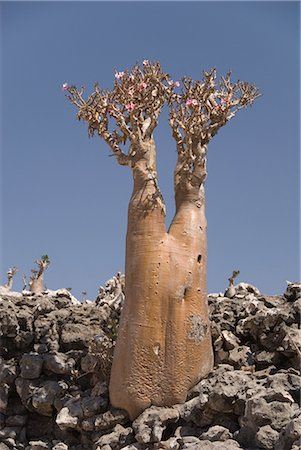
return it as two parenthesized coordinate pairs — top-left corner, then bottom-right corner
(65, 61), (259, 419)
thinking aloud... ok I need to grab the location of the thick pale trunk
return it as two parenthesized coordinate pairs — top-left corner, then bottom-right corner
(30, 275), (44, 294)
(109, 143), (213, 419)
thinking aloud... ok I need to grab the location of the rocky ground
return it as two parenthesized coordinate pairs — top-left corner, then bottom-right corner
(0, 279), (300, 450)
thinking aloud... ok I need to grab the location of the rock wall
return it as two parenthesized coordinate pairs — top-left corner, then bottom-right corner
(0, 281), (300, 450)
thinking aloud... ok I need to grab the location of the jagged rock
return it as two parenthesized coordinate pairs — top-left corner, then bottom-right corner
(235, 282), (261, 296)
(43, 353), (75, 375)
(0, 307), (20, 337)
(275, 413), (301, 450)
(221, 330), (240, 350)
(154, 437), (180, 449)
(55, 399), (83, 430)
(133, 406), (180, 443)
(228, 345), (254, 368)
(94, 408), (128, 431)
(0, 281), (300, 449)
(34, 316), (59, 353)
(94, 424), (133, 449)
(60, 323), (98, 351)
(200, 425), (232, 441)
(255, 425), (279, 449)
(15, 378), (67, 417)
(51, 444), (69, 450)
(25, 441), (50, 450)
(20, 354), (43, 379)
(181, 439), (242, 449)
(284, 282), (301, 302)
(0, 443), (10, 450)
(81, 354), (99, 373)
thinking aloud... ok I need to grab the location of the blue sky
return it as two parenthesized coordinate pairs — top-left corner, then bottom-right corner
(1, 1), (300, 298)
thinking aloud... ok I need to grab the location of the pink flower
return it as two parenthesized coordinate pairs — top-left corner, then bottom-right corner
(130, 74), (135, 81)
(143, 59), (149, 66)
(125, 102), (135, 112)
(61, 83), (68, 91)
(108, 109), (117, 117)
(186, 98), (198, 107)
(115, 71), (125, 80)
(168, 80), (180, 88)
(138, 82), (148, 92)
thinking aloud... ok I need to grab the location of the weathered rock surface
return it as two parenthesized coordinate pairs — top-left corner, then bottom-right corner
(0, 279), (300, 449)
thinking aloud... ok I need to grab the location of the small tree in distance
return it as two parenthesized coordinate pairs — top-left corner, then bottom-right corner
(29, 255), (50, 294)
(65, 61), (260, 419)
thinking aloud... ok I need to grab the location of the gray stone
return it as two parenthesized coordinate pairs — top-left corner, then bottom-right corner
(133, 405), (180, 443)
(181, 439), (242, 449)
(43, 353), (75, 375)
(81, 396), (108, 417)
(55, 400), (83, 430)
(0, 426), (21, 439)
(200, 425), (232, 441)
(20, 354), (43, 379)
(275, 414), (301, 450)
(0, 443), (10, 450)
(244, 391), (298, 431)
(15, 378), (67, 417)
(51, 444), (69, 450)
(221, 330), (240, 350)
(228, 345), (253, 368)
(25, 441), (50, 450)
(93, 408), (128, 432)
(94, 424), (133, 449)
(255, 425), (279, 449)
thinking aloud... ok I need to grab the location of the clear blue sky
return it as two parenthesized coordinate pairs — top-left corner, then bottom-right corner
(1, 1), (300, 298)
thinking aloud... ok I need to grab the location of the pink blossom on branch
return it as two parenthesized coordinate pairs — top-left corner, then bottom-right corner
(143, 59), (149, 66)
(125, 102), (135, 112)
(61, 83), (69, 91)
(115, 71), (125, 80)
(138, 82), (148, 92)
(186, 98), (198, 107)
(168, 80), (180, 87)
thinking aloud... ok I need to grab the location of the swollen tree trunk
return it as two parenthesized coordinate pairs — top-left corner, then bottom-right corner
(109, 140), (214, 420)
(66, 60), (259, 421)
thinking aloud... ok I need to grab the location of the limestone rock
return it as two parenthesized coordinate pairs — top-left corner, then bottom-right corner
(43, 353), (75, 375)
(200, 425), (232, 441)
(20, 354), (43, 379)
(255, 425), (279, 449)
(94, 424), (133, 449)
(0, 280), (299, 450)
(133, 406), (180, 443)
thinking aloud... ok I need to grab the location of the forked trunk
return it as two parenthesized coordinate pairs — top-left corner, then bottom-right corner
(109, 140), (214, 419)
(30, 278), (44, 294)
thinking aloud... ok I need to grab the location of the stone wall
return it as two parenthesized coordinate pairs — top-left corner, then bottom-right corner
(0, 280), (300, 450)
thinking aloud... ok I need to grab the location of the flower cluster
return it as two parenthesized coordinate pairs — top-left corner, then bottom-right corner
(115, 71), (125, 80)
(125, 102), (135, 112)
(168, 80), (180, 88)
(186, 98), (198, 107)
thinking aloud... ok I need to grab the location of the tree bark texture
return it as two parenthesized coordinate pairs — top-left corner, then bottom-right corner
(109, 141), (214, 420)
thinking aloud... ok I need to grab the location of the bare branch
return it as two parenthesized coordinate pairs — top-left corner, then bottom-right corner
(166, 68), (260, 188)
(64, 61), (170, 166)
